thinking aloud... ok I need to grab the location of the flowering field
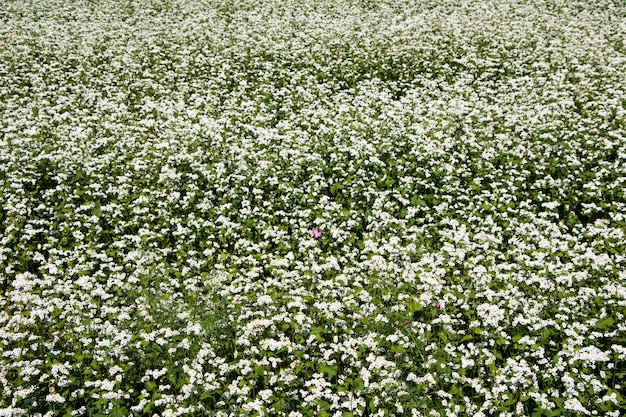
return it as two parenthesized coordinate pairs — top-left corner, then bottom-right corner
(1, 0), (626, 416)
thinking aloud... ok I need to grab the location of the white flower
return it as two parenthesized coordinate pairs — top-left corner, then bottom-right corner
(45, 393), (66, 403)
(476, 303), (505, 328)
(571, 346), (610, 363)
(256, 295), (273, 305)
(258, 389), (273, 401)
(563, 398), (589, 415)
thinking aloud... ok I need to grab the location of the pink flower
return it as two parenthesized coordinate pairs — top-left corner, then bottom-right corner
(436, 303), (441, 309)
(312, 227), (322, 239)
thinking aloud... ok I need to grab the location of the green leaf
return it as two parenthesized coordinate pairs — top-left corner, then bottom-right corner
(318, 362), (337, 378)
(461, 335), (473, 342)
(110, 407), (129, 417)
(408, 300), (422, 314)
(369, 399), (377, 412)
(354, 378), (364, 391)
(391, 344), (404, 353)
(594, 317), (614, 330)
(91, 204), (102, 217)
(254, 364), (265, 377)
(311, 326), (325, 342)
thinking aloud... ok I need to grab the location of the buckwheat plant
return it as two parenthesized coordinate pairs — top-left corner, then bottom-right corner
(1, 0), (625, 416)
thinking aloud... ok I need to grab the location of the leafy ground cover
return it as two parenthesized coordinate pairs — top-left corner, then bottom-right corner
(1, 0), (626, 416)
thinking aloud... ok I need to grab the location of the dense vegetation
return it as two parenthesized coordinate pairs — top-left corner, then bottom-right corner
(1, 0), (625, 416)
